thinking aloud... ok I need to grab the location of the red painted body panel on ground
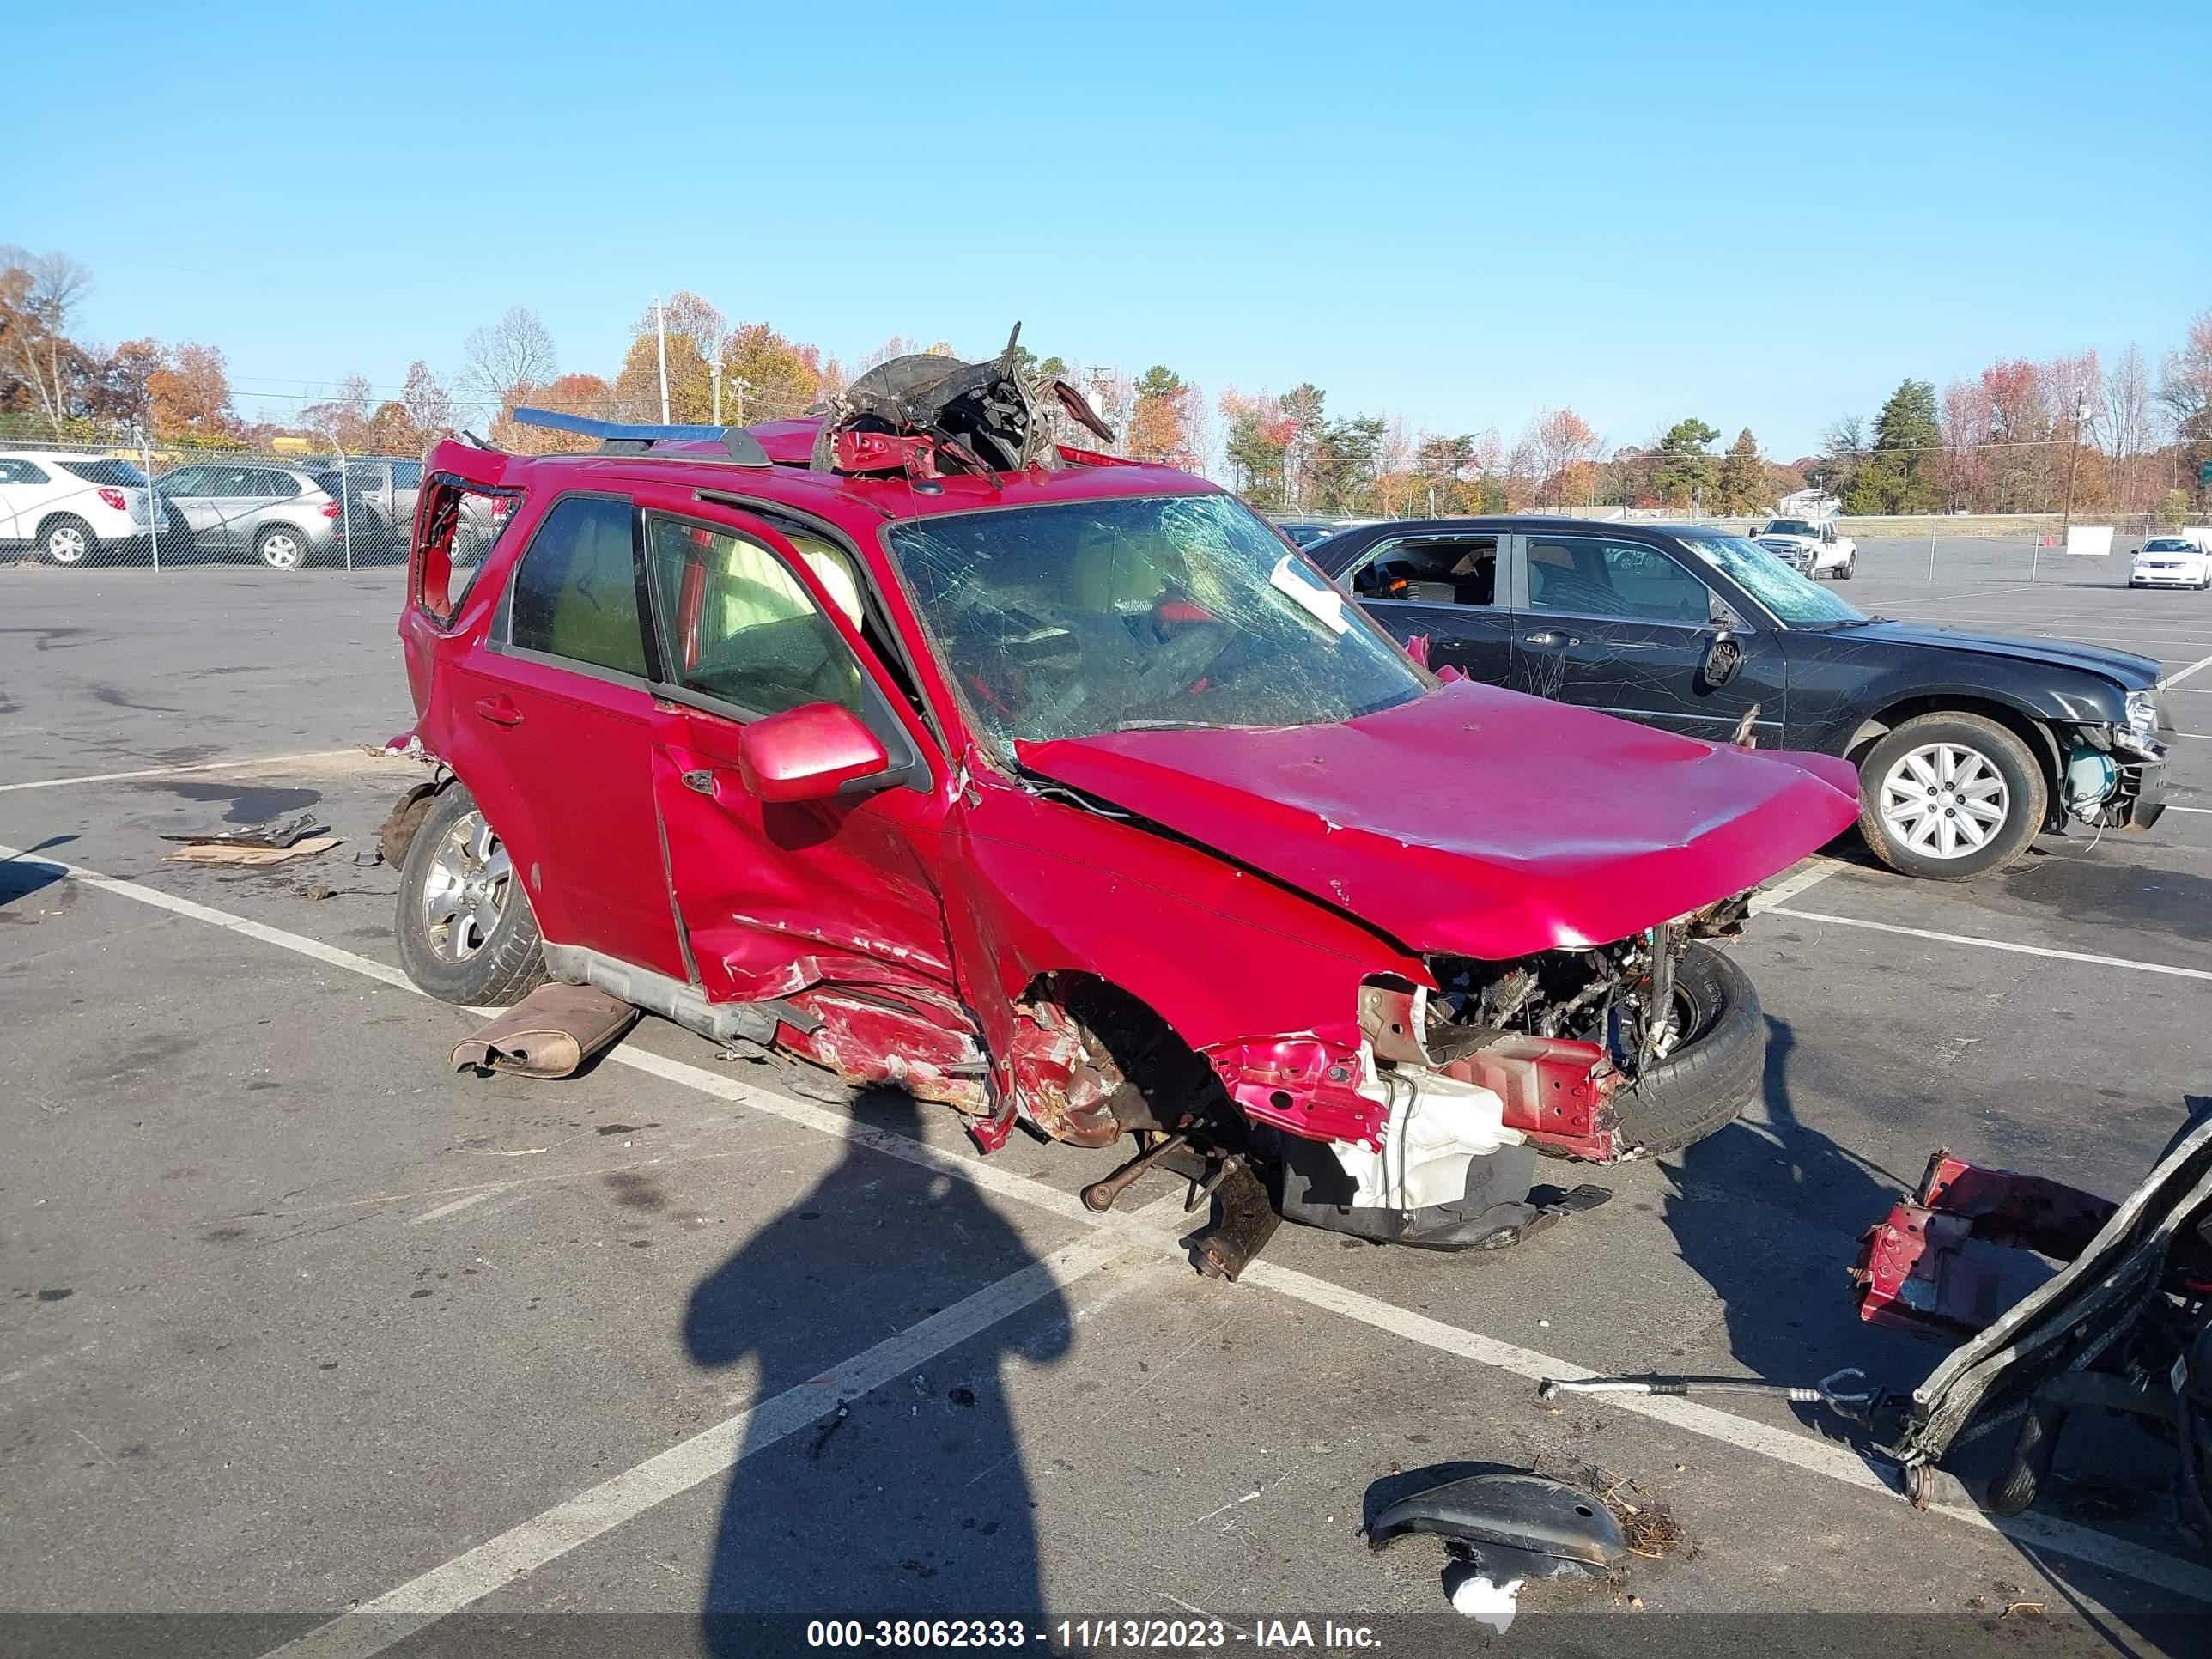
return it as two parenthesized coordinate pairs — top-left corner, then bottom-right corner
(1019, 678), (1861, 958)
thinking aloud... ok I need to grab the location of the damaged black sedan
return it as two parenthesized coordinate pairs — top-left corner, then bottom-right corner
(1314, 516), (2171, 880)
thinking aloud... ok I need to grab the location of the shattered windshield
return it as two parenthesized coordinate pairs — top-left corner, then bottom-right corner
(1680, 536), (1865, 626)
(886, 493), (1428, 750)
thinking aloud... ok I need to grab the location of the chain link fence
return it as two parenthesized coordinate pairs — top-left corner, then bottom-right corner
(3, 427), (2192, 587)
(0, 434), (466, 572)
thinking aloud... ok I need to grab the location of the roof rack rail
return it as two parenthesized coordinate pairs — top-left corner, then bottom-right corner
(509, 407), (770, 468)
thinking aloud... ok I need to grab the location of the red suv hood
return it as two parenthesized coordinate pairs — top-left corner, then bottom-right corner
(1015, 679), (1859, 961)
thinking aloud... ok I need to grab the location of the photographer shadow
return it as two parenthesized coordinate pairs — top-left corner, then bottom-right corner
(684, 1090), (1069, 1651)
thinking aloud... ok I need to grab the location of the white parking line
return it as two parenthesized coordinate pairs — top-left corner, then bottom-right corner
(0, 749), (362, 793)
(1748, 854), (1853, 913)
(406, 1187), (511, 1226)
(6, 842), (2209, 1620)
(1766, 907), (2212, 981)
(2166, 805), (2212, 815)
(2170, 651), (2212, 686)
(266, 1229), (1162, 1659)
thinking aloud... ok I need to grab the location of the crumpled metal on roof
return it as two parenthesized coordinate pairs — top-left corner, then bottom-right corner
(807, 324), (1115, 481)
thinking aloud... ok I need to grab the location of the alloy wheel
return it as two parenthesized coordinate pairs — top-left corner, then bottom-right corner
(1878, 742), (2008, 860)
(420, 811), (513, 962)
(260, 532), (303, 569)
(46, 525), (88, 564)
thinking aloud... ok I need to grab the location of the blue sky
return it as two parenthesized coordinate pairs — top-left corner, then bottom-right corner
(9, 0), (2207, 458)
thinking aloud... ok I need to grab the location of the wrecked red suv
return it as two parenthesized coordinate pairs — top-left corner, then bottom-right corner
(383, 344), (1859, 1272)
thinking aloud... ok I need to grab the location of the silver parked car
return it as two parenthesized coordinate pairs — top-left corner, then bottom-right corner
(342, 456), (424, 559)
(155, 461), (353, 569)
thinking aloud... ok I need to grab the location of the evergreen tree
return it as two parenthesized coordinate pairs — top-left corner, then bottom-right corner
(1843, 379), (1942, 513)
(1717, 428), (1765, 515)
(1650, 418), (1720, 507)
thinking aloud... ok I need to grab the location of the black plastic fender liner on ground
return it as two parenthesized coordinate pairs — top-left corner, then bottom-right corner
(1366, 1469), (1626, 1577)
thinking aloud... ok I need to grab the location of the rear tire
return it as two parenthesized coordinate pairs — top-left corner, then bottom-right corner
(394, 782), (546, 1006)
(1584, 943), (1763, 1160)
(40, 514), (94, 566)
(1858, 712), (2045, 880)
(257, 525), (307, 570)
(1838, 555), (1856, 579)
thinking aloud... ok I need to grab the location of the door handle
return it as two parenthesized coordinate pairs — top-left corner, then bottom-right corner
(473, 695), (524, 727)
(1522, 629), (1579, 648)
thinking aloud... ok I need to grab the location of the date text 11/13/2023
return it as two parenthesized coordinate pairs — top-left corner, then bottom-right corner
(805, 1620), (1384, 1649)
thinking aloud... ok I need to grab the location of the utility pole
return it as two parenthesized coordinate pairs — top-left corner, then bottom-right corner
(2060, 392), (2087, 547)
(710, 362), (722, 426)
(654, 297), (671, 424)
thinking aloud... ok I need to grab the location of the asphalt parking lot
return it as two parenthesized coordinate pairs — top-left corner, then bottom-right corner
(3, 538), (2210, 1657)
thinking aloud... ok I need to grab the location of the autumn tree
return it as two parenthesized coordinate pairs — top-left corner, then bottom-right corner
(1521, 408), (1600, 506)
(460, 307), (556, 426)
(659, 292), (729, 366)
(399, 361), (453, 438)
(1126, 366), (1193, 466)
(608, 333), (679, 422)
(0, 246), (94, 438)
(1717, 428), (1766, 515)
(146, 343), (236, 438)
(84, 337), (163, 428)
(1843, 379), (1942, 514)
(2100, 344), (2155, 512)
(1219, 386), (1294, 511)
(301, 374), (375, 449)
(492, 373), (612, 453)
(722, 324), (823, 423)
(2160, 308), (2212, 466)
(1644, 419), (1717, 508)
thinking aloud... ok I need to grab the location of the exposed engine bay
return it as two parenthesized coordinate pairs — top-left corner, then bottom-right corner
(1065, 899), (1763, 1275)
(1422, 897), (1750, 1074)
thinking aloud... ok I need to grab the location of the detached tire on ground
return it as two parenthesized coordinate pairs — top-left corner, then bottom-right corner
(1601, 942), (1765, 1159)
(394, 782), (546, 1006)
(1857, 710), (2045, 881)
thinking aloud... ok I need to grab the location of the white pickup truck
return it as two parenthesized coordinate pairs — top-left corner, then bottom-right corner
(1753, 516), (1856, 580)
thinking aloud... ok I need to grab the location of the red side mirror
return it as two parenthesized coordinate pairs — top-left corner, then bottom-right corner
(736, 702), (890, 804)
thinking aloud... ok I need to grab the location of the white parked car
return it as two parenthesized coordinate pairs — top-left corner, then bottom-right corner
(2128, 537), (2212, 591)
(1753, 516), (1856, 580)
(0, 450), (157, 564)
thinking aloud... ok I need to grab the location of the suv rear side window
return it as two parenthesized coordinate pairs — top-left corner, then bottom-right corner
(643, 517), (862, 716)
(58, 459), (149, 487)
(507, 495), (648, 678)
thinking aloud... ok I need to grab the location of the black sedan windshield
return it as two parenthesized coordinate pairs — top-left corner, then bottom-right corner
(887, 494), (1426, 750)
(1679, 536), (1866, 626)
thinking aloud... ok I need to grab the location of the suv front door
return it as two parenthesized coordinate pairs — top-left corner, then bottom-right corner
(633, 497), (953, 1006)
(447, 491), (690, 979)
(1510, 532), (1784, 744)
(1340, 532), (1513, 683)
(158, 465), (230, 557)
